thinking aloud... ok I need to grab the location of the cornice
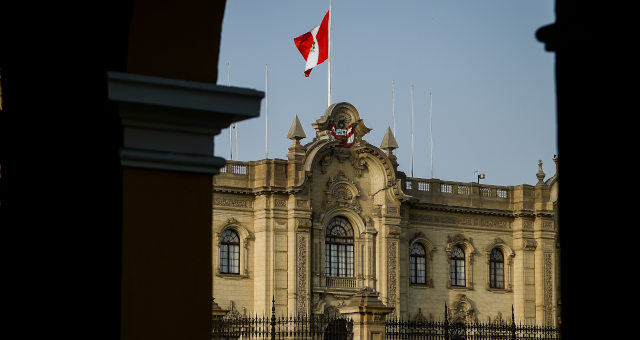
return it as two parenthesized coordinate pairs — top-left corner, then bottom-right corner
(213, 186), (253, 195)
(407, 201), (514, 217)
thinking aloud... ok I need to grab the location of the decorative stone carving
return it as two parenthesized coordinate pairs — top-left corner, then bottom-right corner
(387, 240), (398, 318)
(350, 154), (367, 177)
(522, 239), (538, 251)
(448, 294), (477, 323)
(386, 207), (399, 215)
(222, 301), (243, 320)
(414, 308), (427, 321)
(296, 218), (312, 230)
(214, 197), (253, 208)
(448, 233), (472, 246)
(488, 311), (505, 324)
(410, 213), (512, 230)
(320, 152), (332, 174)
(312, 102), (371, 144)
(297, 234), (308, 316)
(311, 294), (322, 314)
(322, 171), (363, 216)
(544, 253), (553, 325)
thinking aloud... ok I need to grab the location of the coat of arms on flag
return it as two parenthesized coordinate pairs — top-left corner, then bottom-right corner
(328, 119), (354, 148)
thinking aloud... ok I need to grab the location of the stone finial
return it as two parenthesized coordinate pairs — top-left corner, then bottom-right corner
(287, 114), (306, 142)
(380, 126), (398, 152)
(536, 160), (546, 185)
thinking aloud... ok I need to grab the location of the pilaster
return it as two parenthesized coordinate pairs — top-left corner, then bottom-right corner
(288, 194), (312, 316)
(512, 215), (537, 323)
(383, 220), (401, 318)
(534, 216), (557, 325)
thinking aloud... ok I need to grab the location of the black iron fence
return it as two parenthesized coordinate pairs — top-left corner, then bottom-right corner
(212, 297), (353, 339)
(212, 298), (559, 340)
(385, 306), (560, 340)
(212, 314), (353, 340)
(386, 319), (560, 340)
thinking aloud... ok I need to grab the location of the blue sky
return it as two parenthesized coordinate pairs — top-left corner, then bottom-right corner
(215, 0), (557, 186)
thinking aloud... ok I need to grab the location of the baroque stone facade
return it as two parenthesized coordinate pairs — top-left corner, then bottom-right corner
(212, 102), (559, 326)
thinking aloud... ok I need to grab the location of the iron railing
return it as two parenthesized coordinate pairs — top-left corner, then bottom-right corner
(386, 305), (560, 340)
(212, 297), (353, 340)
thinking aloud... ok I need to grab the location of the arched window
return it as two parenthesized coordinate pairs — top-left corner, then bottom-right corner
(220, 229), (240, 274)
(489, 248), (504, 289)
(450, 245), (465, 287)
(410, 243), (427, 284)
(325, 217), (354, 277)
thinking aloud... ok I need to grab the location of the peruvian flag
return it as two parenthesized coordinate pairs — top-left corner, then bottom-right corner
(293, 10), (329, 77)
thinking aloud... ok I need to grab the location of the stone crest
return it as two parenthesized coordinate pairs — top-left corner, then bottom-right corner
(312, 102), (371, 146)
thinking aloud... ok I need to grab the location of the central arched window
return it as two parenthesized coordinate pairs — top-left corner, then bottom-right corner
(489, 248), (504, 289)
(220, 229), (240, 274)
(450, 245), (466, 287)
(325, 217), (354, 277)
(410, 243), (426, 284)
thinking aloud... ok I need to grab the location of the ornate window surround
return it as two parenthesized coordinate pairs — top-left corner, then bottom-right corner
(445, 234), (477, 290)
(409, 233), (435, 288)
(484, 238), (514, 292)
(215, 217), (253, 279)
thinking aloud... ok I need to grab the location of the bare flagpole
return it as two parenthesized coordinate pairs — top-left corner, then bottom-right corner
(265, 63), (269, 159)
(328, 0), (332, 107)
(227, 62), (233, 160)
(392, 80), (396, 137)
(411, 84), (415, 178)
(429, 91), (433, 178)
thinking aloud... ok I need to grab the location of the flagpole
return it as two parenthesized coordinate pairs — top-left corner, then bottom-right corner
(227, 62), (233, 160)
(328, 0), (332, 107)
(429, 91), (433, 178)
(411, 84), (415, 178)
(265, 63), (269, 159)
(392, 80), (396, 137)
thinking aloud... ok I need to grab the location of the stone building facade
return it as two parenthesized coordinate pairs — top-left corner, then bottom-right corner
(212, 102), (559, 326)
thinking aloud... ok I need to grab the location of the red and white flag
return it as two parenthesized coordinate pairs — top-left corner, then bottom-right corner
(293, 10), (330, 77)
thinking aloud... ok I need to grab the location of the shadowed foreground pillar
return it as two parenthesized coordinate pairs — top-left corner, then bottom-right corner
(109, 71), (263, 340)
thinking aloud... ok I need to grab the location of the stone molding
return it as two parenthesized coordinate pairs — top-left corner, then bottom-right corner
(107, 71), (263, 174)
